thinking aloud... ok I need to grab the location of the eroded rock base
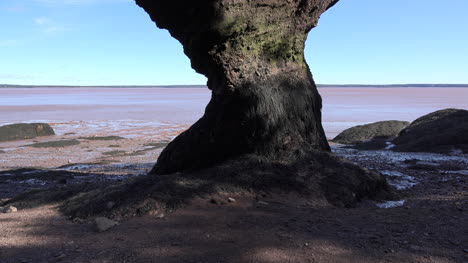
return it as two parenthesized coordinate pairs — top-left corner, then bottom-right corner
(6, 151), (393, 219)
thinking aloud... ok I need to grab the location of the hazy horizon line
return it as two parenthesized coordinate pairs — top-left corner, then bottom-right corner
(1, 83), (468, 88)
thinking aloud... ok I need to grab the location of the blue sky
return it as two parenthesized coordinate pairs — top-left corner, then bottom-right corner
(0, 0), (467, 85)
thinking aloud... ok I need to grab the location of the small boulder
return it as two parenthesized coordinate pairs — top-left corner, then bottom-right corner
(393, 108), (468, 153)
(94, 217), (119, 232)
(333, 120), (410, 144)
(3, 206), (18, 213)
(0, 123), (55, 142)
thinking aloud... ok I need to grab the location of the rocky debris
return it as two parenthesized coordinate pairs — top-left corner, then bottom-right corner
(94, 217), (119, 232)
(332, 120), (409, 144)
(393, 108), (468, 154)
(0, 123), (55, 142)
(3, 205), (18, 213)
(53, 253), (67, 261)
(106, 201), (115, 209)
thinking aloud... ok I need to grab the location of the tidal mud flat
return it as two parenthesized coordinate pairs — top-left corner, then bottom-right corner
(0, 134), (467, 263)
(0, 87), (467, 262)
(1, 87), (468, 139)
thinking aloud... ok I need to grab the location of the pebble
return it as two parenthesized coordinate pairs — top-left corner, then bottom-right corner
(54, 253), (66, 261)
(228, 197), (236, 203)
(94, 217), (119, 232)
(3, 205), (18, 213)
(409, 245), (422, 251)
(106, 201), (115, 209)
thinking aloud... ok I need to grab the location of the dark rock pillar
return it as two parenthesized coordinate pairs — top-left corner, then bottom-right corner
(136, 0), (339, 174)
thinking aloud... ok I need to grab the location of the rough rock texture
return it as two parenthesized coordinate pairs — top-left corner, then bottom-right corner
(94, 217), (119, 232)
(393, 108), (468, 153)
(3, 206), (18, 213)
(136, 0), (339, 174)
(0, 123), (55, 142)
(332, 121), (410, 144)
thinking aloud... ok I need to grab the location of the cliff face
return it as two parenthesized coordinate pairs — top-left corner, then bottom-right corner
(136, 0), (339, 174)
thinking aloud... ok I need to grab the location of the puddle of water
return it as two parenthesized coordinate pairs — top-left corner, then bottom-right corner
(332, 145), (468, 165)
(445, 170), (468, 175)
(376, 200), (406, 208)
(19, 178), (47, 185)
(385, 142), (395, 150)
(380, 170), (418, 190)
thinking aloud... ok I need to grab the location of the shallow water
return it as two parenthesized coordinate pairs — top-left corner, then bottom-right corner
(1, 87), (467, 138)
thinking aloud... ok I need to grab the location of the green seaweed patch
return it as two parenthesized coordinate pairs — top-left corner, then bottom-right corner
(108, 144), (121, 148)
(102, 150), (127, 156)
(79, 136), (125, 141)
(28, 139), (80, 148)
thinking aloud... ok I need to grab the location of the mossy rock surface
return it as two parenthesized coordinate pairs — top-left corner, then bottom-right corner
(392, 108), (468, 154)
(102, 150), (127, 156)
(0, 123), (55, 142)
(27, 139), (80, 148)
(333, 121), (410, 144)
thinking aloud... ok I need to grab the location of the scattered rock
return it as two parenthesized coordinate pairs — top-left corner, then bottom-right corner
(3, 205), (18, 213)
(393, 108), (468, 154)
(155, 213), (165, 219)
(409, 244), (422, 251)
(53, 253), (66, 261)
(106, 201), (115, 209)
(94, 217), (119, 232)
(332, 120), (409, 144)
(256, 201), (269, 208)
(0, 123), (55, 142)
(72, 218), (85, 224)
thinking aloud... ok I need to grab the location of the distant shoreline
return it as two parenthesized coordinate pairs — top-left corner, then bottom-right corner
(1, 84), (468, 88)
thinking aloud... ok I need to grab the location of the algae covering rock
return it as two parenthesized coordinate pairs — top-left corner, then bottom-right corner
(393, 108), (468, 154)
(332, 121), (410, 144)
(136, 0), (339, 174)
(0, 123), (55, 142)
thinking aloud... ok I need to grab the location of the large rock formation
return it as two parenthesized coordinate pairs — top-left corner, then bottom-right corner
(136, 0), (339, 174)
(392, 108), (468, 154)
(332, 120), (410, 144)
(0, 123), (55, 142)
